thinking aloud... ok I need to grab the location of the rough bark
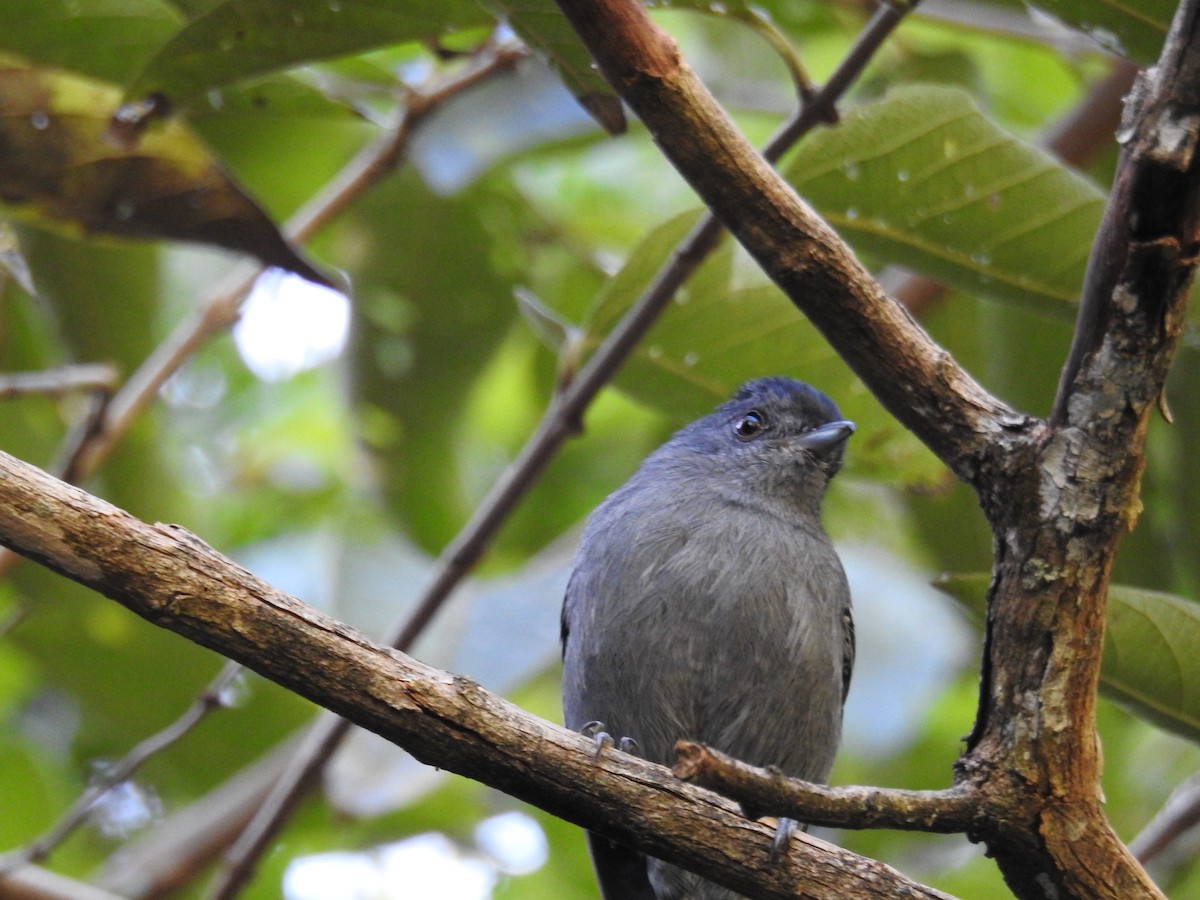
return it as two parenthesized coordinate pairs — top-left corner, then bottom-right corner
(0, 451), (948, 900)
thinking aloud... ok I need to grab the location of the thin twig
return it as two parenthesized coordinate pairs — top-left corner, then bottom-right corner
(0, 372), (116, 580)
(0, 662), (243, 878)
(1130, 771), (1200, 865)
(208, 4), (921, 896)
(94, 738), (302, 897)
(0, 364), (119, 399)
(0, 863), (125, 900)
(674, 742), (978, 833)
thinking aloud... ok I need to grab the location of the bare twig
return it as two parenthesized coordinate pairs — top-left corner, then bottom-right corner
(0, 369), (116, 580)
(0, 662), (243, 878)
(208, 6), (923, 895)
(0, 364), (119, 399)
(95, 738), (302, 897)
(0, 864), (125, 900)
(1130, 771), (1200, 865)
(675, 742), (978, 833)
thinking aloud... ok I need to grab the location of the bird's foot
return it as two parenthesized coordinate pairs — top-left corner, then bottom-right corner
(767, 817), (798, 863)
(580, 721), (639, 759)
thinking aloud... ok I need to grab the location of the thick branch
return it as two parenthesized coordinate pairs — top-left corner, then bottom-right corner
(960, 3), (1200, 899)
(553, 0), (1030, 484)
(0, 451), (949, 900)
(1052, 11), (1200, 422)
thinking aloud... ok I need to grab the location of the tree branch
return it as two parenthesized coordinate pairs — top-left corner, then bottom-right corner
(675, 743), (979, 834)
(1052, 11), (1200, 423)
(0, 662), (242, 876)
(553, 0), (1030, 486)
(0, 450), (950, 900)
(0, 364), (119, 399)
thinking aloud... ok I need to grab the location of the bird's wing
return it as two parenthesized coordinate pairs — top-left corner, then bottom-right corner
(587, 833), (658, 900)
(841, 605), (855, 705)
(560, 566), (583, 660)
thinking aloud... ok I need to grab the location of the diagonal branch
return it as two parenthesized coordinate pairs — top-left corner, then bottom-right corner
(1051, 9), (1200, 424)
(553, 0), (1030, 485)
(0, 662), (243, 876)
(0, 450), (951, 900)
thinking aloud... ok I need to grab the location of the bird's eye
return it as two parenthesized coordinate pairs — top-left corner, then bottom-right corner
(734, 410), (767, 440)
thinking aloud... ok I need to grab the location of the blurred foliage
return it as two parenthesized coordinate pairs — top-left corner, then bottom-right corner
(0, 1), (1197, 899)
(937, 574), (1200, 744)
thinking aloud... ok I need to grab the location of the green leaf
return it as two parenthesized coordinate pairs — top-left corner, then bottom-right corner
(783, 86), (1107, 316)
(0, 0), (181, 85)
(343, 169), (522, 550)
(1023, 0), (1173, 64)
(1103, 584), (1200, 742)
(127, 0), (492, 102)
(484, 0), (626, 133)
(935, 574), (1200, 743)
(188, 76), (373, 218)
(565, 210), (941, 485)
(0, 55), (329, 284)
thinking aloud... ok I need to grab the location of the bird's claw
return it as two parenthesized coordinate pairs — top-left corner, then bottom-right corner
(580, 721), (638, 759)
(768, 817), (798, 863)
(580, 720), (614, 759)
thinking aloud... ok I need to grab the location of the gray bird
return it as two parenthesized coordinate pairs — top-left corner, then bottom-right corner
(561, 376), (855, 899)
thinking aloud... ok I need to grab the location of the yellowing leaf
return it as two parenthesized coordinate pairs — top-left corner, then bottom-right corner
(0, 55), (329, 284)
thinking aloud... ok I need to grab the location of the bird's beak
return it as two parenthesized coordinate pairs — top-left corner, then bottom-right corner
(794, 420), (855, 458)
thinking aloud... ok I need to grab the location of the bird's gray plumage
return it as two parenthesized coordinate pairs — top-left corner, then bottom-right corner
(561, 376), (855, 900)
